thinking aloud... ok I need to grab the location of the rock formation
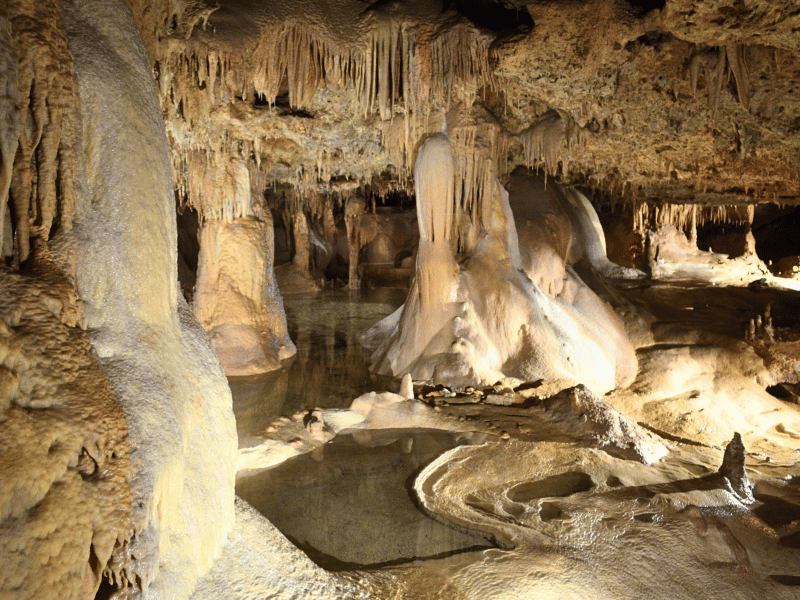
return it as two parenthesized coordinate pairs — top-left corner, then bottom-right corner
(195, 214), (295, 375)
(2, 0), (237, 597)
(0, 262), (134, 600)
(1, 0), (800, 599)
(363, 133), (637, 393)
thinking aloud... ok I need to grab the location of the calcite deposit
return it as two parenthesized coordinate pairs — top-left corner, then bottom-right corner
(1, 0), (800, 599)
(0, 262), (134, 600)
(362, 133), (637, 392)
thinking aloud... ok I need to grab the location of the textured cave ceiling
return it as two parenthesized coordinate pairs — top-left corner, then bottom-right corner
(125, 0), (800, 213)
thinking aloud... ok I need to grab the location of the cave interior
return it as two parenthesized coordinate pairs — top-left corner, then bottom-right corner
(1, 0), (800, 598)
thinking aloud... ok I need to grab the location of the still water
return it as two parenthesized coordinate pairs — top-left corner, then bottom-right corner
(236, 428), (493, 570)
(230, 288), (405, 445)
(230, 289), (498, 570)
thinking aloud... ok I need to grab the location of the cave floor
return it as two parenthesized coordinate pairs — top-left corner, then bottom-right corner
(221, 275), (800, 600)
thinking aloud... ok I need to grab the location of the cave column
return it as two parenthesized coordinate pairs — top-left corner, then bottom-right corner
(323, 196), (337, 245)
(345, 195), (366, 290)
(743, 205), (757, 259)
(292, 209), (312, 278)
(192, 159), (296, 375)
(689, 205), (698, 247)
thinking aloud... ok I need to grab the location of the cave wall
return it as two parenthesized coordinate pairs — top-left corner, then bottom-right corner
(1, 0), (237, 598)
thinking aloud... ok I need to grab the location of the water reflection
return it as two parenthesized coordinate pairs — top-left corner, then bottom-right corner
(236, 428), (492, 570)
(229, 288), (405, 445)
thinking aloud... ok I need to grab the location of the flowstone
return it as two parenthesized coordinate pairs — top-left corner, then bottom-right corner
(63, 0), (237, 595)
(0, 264), (134, 600)
(363, 133), (636, 393)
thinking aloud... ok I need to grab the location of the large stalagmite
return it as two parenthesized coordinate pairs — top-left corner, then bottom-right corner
(364, 133), (637, 393)
(194, 214), (295, 375)
(188, 156), (296, 375)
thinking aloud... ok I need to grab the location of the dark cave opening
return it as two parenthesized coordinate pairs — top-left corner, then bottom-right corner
(176, 201), (200, 302)
(695, 221), (750, 259)
(451, 0), (534, 34)
(752, 205), (800, 270)
(625, 0), (666, 13)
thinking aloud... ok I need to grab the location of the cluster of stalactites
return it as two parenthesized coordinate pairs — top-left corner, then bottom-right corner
(381, 101), (508, 249)
(689, 44), (751, 119)
(176, 150), (262, 223)
(155, 15), (493, 127)
(448, 111), (509, 248)
(632, 201), (755, 234)
(154, 10), (498, 227)
(176, 142), (387, 239)
(252, 17), (494, 118)
(1, 0), (79, 266)
(518, 110), (582, 181)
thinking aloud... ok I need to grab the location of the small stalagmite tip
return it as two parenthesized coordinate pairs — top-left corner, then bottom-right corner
(719, 432), (755, 504)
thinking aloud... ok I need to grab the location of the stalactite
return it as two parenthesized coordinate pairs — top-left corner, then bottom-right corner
(416, 133), (456, 245)
(632, 200), (756, 237)
(447, 103), (508, 251)
(689, 44), (751, 119)
(4, 0), (78, 265)
(519, 110), (566, 178)
(153, 7), (495, 210)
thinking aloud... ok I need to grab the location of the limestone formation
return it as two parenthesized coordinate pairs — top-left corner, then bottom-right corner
(195, 216), (295, 375)
(62, 1), (238, 594)
(0, 263), (134, 600)
(2, 1), (800, 600)
(719, 432), (755, 504)
(363, 133), (637, 393)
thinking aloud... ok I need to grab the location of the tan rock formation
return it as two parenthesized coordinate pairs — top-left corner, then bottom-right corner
(0, 261), (134, 600)
(344, 195), (366, 289)
(195, 216), (295, 375)
(2, 1), (239, 597)
(2, 0), (800, 598)
(62, 1), (238, 596)
(364, 133), (637, 393)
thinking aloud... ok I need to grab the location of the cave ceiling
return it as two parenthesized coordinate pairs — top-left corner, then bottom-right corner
(127, 0), (800, 211)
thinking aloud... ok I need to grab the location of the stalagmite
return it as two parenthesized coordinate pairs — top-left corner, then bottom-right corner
(195, 215), (296, 376)
(719, 433), (754, 503)
(344, 195), (366, 290)
(363, 134), (636, 393)
(189, 157), (296, 375)
(293, 209), (313, 278)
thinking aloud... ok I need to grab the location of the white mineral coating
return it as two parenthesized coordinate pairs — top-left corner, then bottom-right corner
(365, 134), (636, 393)
(63, 0), (236, 597)
(411, 440), (800, 600)
(195, 215), (295, 375)
(190, 499), (368, 600)
(560, 186), (644, 280)
(400, 373), (414, 399)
